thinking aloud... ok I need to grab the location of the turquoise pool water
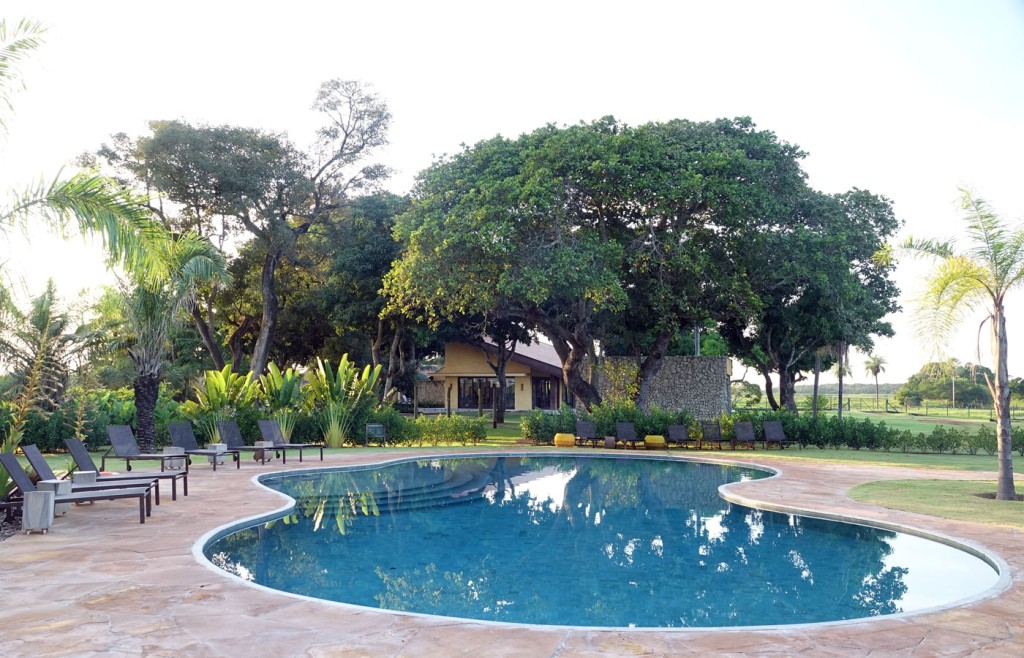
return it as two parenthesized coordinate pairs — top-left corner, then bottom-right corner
(204, 455), (1000, 628)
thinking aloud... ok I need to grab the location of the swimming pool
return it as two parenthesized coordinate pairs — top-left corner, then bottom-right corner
(202, 455), (1002, 628)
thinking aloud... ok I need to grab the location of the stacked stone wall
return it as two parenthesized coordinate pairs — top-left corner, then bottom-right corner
(415, 380), (446, 406)
(595, 356), (730, 419)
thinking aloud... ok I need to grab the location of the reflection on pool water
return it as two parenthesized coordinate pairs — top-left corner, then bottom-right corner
(203, 455), (1000, 628)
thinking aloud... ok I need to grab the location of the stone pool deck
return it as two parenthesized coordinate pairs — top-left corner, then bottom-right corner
(0, 448), (1020, 657)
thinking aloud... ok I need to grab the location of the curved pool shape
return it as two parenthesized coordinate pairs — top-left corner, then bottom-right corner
(203, 455), (1002, 628)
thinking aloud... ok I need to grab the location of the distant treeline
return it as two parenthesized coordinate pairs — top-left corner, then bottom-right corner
(793, 383), (902, 396)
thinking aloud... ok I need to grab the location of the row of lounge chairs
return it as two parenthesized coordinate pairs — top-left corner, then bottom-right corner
(0, 417), (342, 531)
(573, 420), (799, 450)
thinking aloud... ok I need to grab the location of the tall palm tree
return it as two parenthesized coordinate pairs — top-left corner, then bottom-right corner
(863, 353), (887, 409)
(120, 230), (229, 451)
(902, 187), (1021, 500)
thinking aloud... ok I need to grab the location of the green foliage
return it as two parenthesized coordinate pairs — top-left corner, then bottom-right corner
(414, 414), (487, 447)
(365, 405), (418, 446)
(306, 355), (383, 447)
(519, 405), (580, 444)
(180, 365), (260, 441)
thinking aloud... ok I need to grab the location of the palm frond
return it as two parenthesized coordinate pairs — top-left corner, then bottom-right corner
(1, 170), (160, 271)
(911, 255), (988, 350)
(0, 18), (46, 135)
(899, 236), (955, 259)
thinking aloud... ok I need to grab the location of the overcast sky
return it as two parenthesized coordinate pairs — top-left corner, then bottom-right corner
(2, 0), (1023, 385)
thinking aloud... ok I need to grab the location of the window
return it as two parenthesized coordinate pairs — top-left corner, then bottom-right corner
(458, 377), (516, 409)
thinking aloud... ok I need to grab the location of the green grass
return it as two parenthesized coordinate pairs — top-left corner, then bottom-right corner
(716, 446), (1023, 473)
(849, 479), (1024, 529)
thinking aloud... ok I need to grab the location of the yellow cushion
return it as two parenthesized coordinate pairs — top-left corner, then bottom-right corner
(644, 434), (666, 449)
(553, 432), (576, 447)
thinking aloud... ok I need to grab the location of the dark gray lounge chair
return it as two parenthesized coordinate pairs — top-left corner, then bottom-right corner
(0, 452), (152, 524)
(763, 421), (800, 449)
(168, 422), (240, 471)
(22, 443), (162, 505)
(574, 421), (601, 447)
(701, 420), (725, 450)
(666, 424), (697, 449)
(258, 419), (324, 461)
(65, 438), (187, 499)
(615, 422), (643, 449)
(364, 423), (386, 447)
(216, 420), (273, 464)
(733, 421), (757, 450)
(104, 425), (183, 473)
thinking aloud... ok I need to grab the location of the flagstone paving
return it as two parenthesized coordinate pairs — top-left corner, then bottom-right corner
(0, 448), (1020, 657)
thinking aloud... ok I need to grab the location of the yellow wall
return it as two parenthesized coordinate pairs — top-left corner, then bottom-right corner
(435, 343), (541, 410)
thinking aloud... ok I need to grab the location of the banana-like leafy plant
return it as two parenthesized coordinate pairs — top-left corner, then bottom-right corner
(306, 355), (382, 447)
(181, 365), (259, 442)
(260, 362), (303, 440)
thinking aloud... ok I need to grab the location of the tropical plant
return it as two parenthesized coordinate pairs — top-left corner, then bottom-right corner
(901, 187), (1023, 500)
(863, 353), (887, 407)
(306, 355), (382, 447)
(259, 362), (304, 440)
(181, 364), (258, 442)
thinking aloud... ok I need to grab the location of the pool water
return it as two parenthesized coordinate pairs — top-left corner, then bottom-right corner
(204, 455), (1000, 628)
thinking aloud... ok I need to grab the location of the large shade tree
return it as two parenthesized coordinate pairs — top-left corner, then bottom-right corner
(902, 188), (1020, 500)
(93, 80), (391, 375)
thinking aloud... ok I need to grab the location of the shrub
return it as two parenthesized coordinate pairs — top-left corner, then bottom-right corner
(415, 414), (487, 446)
(520, 405), (578, 444)
(366, 405), (418, 446)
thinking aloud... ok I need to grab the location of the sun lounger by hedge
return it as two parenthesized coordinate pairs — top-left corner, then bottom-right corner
(258, 419), (324, 462)
(65, 438), (188, 499)
(104, 425), (185, 473)
(700, 420), (725, 450)
(167, 422), (240, 471)
(216, 420), (273, 464)
(574, 421), (601, 447)
(615, 422), (643, 449)
(763, 421), (800, 449)
(0, 452), (152, 524)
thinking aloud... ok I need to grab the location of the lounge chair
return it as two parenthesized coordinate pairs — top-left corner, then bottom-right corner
(763, 421), (800, 449)
(0, 452), (152, 524)
(733, 421), (757, 450)
(22, 443), (162, 505)
(615, 422), (643, 449)
(364, 423), (386, 447)
(65, 438), (188, 499)
(258, 419), (324, 461)
(666, 424), (697, 449)
(574, 421), (601, 447)
(167, 422), (240, 471)
(104, 425), (185, 473)
(216, 420), (273, 464)
(701, 420), (725, 450)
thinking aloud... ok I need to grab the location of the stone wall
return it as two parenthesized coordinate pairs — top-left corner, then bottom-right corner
(594, 356), (731, 419)
(415, 380), (446, 406)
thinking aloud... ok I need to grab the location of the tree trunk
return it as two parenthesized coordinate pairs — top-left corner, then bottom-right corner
(812, 353), (821, 418)
(778, 366), (798, 413)
(762, 369), (779, 411)
(989, 306), (1017, 500)
(227, 315), (256, 372)
(250, 248), (281, 376)
(636, 328), (673, 411)
(837, 344), (845, 420)
(133, 373), (161, 453)
(383, 320), (405, 402)
(190, 303), (226, 370)
(371, 317), (386, 368)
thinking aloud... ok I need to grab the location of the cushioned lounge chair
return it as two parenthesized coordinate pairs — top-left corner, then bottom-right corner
(763, 421), (800, 449)
(666, 424), (697, 449)
(65, 438), (187, 499)
(574, 421), (601, 447)
(364, 423), (386, 447)
(22, 443), (162, 505)
(258, 420), (324, 461)
(733, 421), (757, 450)
(0, 452), (152, 524)
(216, 420), (273, 464)
(167, 422), (240, 471)
(104, 425), (184, 473)
(615, 422), (644, 449)
(701, 420), (725, 450)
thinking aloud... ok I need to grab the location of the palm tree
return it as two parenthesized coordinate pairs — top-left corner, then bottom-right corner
(120, 230), (230, 451)
(863, 353), (887, 410)
(902, 187), (1021, 501)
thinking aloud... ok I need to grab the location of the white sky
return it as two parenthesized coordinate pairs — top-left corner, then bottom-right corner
(1, 0), (1023, 385)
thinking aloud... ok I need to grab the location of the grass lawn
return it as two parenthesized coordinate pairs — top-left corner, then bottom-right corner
(848, 479), (1024, 530)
